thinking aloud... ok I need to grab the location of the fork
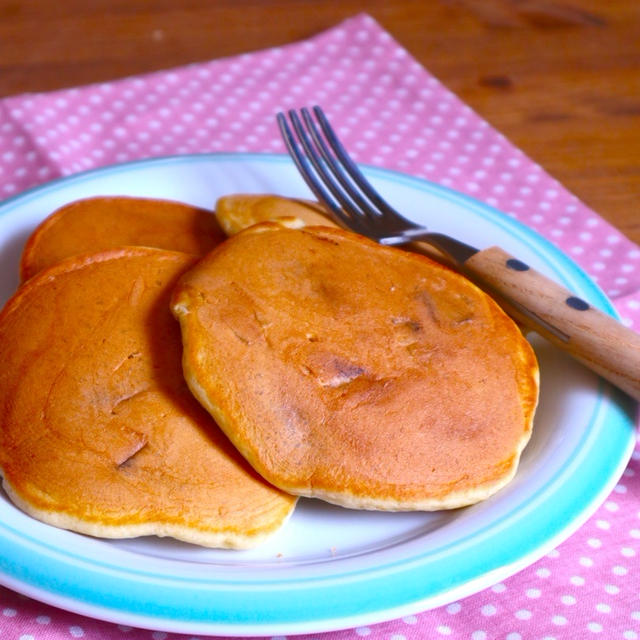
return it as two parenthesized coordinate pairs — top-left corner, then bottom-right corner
(277, 106), (640, 401)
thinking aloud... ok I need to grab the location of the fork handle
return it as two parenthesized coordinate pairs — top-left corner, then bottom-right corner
(461, 246), (640, 402)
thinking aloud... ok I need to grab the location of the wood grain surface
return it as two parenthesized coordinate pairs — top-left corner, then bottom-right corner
(0, 0), (637, 243)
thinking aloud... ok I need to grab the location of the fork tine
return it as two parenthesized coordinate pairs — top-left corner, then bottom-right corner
(287, 110), (362, 219)
(278, 111), (371, 233)
(299, 108), (378, 220)
(312, 106), (405, 220)
(276, 112), (342, 217)
(278, 107), (417, 236)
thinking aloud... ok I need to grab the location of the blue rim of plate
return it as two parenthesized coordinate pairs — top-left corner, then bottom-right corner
(0, 153), (636, 636)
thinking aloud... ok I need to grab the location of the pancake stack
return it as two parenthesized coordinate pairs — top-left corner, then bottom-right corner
(0, 192), (539, 548)
(0, 197), (296, 548)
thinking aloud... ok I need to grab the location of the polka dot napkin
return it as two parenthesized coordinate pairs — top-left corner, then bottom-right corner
(1, 12), (638, 640)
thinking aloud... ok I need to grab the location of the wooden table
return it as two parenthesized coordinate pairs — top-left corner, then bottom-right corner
(1, 0), (638, 243)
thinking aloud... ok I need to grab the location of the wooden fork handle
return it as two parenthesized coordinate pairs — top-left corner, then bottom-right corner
(462, 246), (640, 402)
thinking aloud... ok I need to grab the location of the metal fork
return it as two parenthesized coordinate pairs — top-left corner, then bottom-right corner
(277, 106), (640, 401)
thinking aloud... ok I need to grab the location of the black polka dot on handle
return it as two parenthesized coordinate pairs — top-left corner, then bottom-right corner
(506, 258), (530, 272)
(566, 296), (590, 311)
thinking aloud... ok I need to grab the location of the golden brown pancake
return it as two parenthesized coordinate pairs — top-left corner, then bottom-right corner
(20, 196), (226, 281)
(0, 247), (296, 547)
(215, 193), (336, 235)
(215, 193), (452, 265)
(172, 223), (539, 511)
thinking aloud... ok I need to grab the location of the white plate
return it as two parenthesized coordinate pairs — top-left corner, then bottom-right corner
(0, 153), (635, 636)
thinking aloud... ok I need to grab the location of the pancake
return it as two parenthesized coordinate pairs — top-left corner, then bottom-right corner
(215, 194), (336, 235)
(172, 223), (539, 511)
(215, 193), (453, 266)
(20, 196), (226, 281)
(0, 247), (296, 547)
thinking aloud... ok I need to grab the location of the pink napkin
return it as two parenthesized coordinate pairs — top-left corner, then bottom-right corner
(1, 13), (638, 640)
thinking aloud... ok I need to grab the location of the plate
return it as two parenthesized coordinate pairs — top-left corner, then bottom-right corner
(0, 153), (635, 636)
